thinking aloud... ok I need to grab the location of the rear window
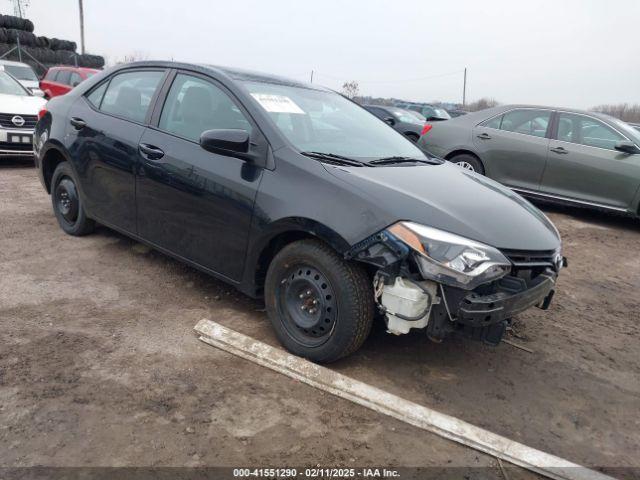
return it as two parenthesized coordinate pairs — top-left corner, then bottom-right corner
(99, 70), (164, 123)
(3, 64), (37, 81)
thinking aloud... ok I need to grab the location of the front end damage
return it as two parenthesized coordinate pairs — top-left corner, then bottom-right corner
(346, 224), (565, 346)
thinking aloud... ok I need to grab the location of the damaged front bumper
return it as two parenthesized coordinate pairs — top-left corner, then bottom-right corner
(347, 226), (563, 345)
(455, 270), (556, 327)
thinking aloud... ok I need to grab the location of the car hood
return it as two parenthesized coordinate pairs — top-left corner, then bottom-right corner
(324, 161), (561, 251)
(0, 93), (46, 115)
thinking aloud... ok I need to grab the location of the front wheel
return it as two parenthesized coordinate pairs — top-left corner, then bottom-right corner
(51, 162), (95, 236)
(264, 239), (374, 363)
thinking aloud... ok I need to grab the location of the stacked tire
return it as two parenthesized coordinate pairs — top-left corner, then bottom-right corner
(0, 14), (104, 76)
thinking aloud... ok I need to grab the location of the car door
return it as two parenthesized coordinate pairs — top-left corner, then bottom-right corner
(66, 68), (167, 233)
(135, 70), (267, 281)
(540, 112), (640, 209)
(472, 108), (552, 191)
(54, 70), (72, 97)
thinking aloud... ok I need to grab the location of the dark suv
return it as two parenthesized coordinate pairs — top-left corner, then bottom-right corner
(35, 62), (563, 362)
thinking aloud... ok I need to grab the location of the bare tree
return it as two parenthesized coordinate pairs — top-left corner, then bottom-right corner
(465, 98), (500, 112)
(341, 80), (360, 99)
(592, 103), (640, 123)
(11, 0), (30, 17)
(112, 51), (151, 65)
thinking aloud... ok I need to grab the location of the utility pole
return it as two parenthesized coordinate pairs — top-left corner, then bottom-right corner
(78, 0), (86, 54)
(310, 70), (314, 83)
(462, 67), (467, 107)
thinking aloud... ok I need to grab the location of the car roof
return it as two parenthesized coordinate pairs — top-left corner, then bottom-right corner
(0, 59), (32, 67)
(450, 104), (620, 125)
(48, 65), (98, 72)
(107, 60), (329, 92)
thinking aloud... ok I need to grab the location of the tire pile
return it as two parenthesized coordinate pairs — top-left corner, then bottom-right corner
(0, 14), (105, 76)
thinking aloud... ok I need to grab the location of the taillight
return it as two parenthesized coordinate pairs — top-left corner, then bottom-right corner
(37, 106), (47, 120)
(421, 124), (433, 136)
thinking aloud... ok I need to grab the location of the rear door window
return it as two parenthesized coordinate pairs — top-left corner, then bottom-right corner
(70, 72), (83, 87)
(481, 115), (502, 129)
(57, 70), (71, 85)
(86, 82), (108, 108)
(500, 109), (551, 138)
(158, 73), (252, 142)
(99, 70), (164, 124)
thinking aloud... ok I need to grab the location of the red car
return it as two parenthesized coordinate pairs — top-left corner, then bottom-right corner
(39, 66), (99, 99)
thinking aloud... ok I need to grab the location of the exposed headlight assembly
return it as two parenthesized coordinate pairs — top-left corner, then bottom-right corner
(389, 221), (511, 290)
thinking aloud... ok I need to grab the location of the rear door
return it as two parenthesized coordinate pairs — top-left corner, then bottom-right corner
(472, 108), (552, 191)
(66, 68), (167, 233)
(135, 70), (266, 280)
(540, 112), (640, 209)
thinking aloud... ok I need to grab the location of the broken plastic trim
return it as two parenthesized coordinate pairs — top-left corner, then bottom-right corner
(345, 230), (410, 270)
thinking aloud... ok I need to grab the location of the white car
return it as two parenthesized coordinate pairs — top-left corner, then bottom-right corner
(0, 70), (47, 157)
(0, 59), (45, 97)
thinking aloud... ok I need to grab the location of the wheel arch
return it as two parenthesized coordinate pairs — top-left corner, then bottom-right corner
(243, 218), (352, 298)
(444, 149), (486, 172)
(41, 142), (75, 194)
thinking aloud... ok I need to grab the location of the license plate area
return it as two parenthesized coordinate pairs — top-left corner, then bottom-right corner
(9, 134), (33, 144)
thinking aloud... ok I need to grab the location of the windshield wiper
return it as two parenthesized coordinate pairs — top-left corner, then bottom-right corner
(301, 151), (368, 167)
(368, 156), (443, 166)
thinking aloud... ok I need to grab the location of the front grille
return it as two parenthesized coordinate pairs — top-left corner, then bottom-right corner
(0, 113), (38, 129)
(0, 141), (34, 152)
(502, 249), (557, 268)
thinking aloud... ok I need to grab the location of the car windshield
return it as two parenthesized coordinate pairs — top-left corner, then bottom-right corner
(3, 64), (38, 81)
(388, 107), (423, 124)
(432, 108), (451, 119)
(404, 109), (427, 122)
(242, 81), (427, 161)
(0, 70), (29, 96)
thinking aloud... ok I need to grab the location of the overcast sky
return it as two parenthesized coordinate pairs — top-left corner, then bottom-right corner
(6, 0), (639, 108)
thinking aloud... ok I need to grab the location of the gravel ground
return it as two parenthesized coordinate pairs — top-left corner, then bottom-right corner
(1, 160), (638, 478)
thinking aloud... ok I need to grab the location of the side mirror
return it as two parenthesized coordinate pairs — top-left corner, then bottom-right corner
(426, 116), (446, 122)
(614, 141), (640, 154)
(200, 129), (252, 160)
(384, 117), (396, 126)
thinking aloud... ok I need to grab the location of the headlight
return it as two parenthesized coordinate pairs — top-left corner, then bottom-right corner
(388, 221), (511, 290)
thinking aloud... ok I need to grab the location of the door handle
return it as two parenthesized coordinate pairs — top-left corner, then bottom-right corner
(550, 146), (569, 154)
(476, 133), (492, 140)
(70, 117), (86, 130)
(138, 143), (165, 160)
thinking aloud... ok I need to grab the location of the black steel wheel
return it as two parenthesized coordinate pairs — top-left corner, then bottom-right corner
(265, 239), (374, 363)
(51, 162), (95, 236)
(279, 264), (338, 347)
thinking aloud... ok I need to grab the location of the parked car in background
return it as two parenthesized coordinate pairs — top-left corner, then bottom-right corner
(35, 61), (563, 362)
(40, 66), (99, 99)
(398, 102), (451, 121)
(447, 109), (468, 118)
(363, 105), (427, 142)
(419, 104), (640, 217)
(0, 69), (46, 158)
(0, 59), (44, 97)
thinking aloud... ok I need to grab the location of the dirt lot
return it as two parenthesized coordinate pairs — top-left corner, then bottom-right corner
(1, 161), (638, 478)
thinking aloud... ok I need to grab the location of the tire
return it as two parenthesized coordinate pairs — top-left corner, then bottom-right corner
(51, 162), (95, 236)
(405, 132), (419, 143)
(265, 239), (374, 363)
(450, 153), (484, 174)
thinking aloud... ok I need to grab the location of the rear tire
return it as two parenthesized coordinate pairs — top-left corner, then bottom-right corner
(405, 132), (419, 142)
(450, 153), (484, 174)
(265, 239), (374, 363)
(51, 162), (95, 236)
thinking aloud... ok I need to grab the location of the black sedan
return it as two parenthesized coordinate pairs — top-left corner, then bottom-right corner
(363, 105), (427, 142)
(34, 62), (562, 362)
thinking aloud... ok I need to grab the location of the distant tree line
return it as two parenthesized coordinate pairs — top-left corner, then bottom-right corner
(591, 104), (640, 123)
